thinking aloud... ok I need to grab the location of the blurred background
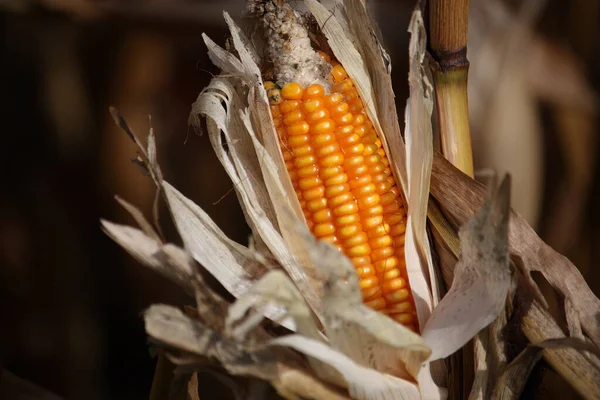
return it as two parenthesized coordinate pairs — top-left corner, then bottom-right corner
(0, 0), (599, 398)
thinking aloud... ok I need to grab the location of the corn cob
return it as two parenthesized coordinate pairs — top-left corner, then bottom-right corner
(264, 54), (417, 331)
(250, 0), (417, 330)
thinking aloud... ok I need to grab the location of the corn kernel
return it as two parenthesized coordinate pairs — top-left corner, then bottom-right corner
(268, 62), (416, 330)
(281, 82), (304, 100)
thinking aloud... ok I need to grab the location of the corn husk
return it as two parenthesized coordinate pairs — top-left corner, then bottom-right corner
(100, 0), (600, 398)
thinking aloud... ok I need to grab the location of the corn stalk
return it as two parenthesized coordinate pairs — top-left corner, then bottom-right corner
(428, 0), (474, 177)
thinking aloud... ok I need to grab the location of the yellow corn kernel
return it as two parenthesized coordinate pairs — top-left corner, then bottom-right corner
(264, 61), (417, 331)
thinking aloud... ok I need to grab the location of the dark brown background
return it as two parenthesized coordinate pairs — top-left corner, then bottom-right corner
(1, 0), (599, 398)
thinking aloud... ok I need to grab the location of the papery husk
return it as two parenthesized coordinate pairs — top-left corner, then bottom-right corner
(225, 272), (425, 400)
(146, 299), (423, 400)
(429, 153), (600, 398)
(192, 13), (326, 318)
(108, 107), (261, 294)
(403, 9), (438, 325)
(225, 222), (431, 392)
(298, 224), (431, 381)
(272, 335), (421, 400)
(144, 305), (351, 400)
(107, 107), (303, 327)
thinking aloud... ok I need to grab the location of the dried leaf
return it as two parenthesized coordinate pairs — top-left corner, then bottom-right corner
(191, 41), (323, 317)
(533, 337), (600, 361)
(422, 176), (511, 361)
(429, 155), (600, 398)
(490, 337), (600, 400)
(226, 270), (318, 340)
(430, 153), (600, 347)
(101, 220), (195, 291)
(146, 305), (348, 400)
(162, 181), (254, 298)
(241, 110), (324, 317)
(565, 298), (584, 340)
(115, 195), (161, 242)
(517, 295), (600, 399)
(145, 304), (278, 380)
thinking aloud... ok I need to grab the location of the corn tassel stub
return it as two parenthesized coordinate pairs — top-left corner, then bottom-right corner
(265, 59), (417, 331)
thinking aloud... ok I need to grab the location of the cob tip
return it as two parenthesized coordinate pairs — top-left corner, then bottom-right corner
(246, 0), (331, 88)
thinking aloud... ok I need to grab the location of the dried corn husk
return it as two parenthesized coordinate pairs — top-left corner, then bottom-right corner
(99, 1), (595, 399)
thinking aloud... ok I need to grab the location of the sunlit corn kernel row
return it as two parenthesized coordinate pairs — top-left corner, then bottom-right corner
(265, 57), (417, 331)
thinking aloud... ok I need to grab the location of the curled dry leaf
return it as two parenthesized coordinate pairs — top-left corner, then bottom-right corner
(225, 270), (318, 341)
(144, 304), (280, 380)
(429, 154), (600, 398)
(422, 176), (511, 361)
(162, 182), (257, 297)
(145, 304), (401, 400)
(430, 154), (600, 348)
(100, 220), (196, 292)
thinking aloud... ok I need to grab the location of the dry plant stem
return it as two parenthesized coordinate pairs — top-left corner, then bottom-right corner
(432, 68), (473, 176)
(428, 0), (474, 177)
(518, 286), (600, 399)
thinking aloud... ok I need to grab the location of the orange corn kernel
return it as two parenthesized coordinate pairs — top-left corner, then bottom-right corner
(264, 66), (417, 331)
